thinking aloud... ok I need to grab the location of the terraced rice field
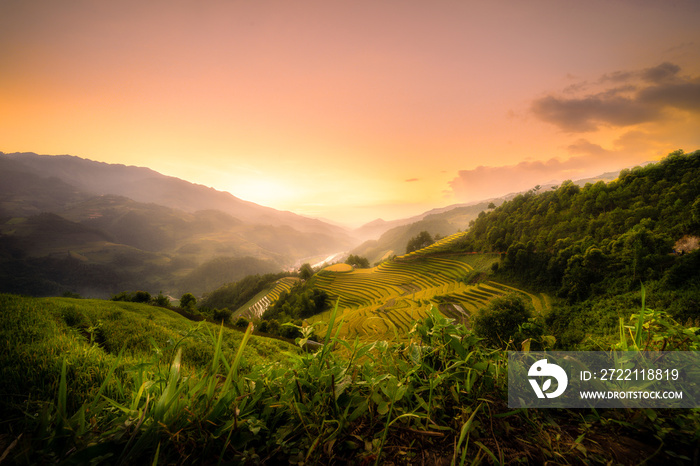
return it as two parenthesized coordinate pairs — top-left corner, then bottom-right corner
(400, 231), (468, 259)
(236, 240), (549, 340)
(323, 263), (353, 272)
(307, 253), (549, 340)
(237, 277), (299, 319)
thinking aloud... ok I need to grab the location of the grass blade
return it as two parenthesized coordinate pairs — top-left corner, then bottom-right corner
(454, 402), (483, 466)
(634, 283), (646, 349)
(151, 441), (161, 466)
(57, 358), (68, 431)
(89, 349), (124, 414)
(207, 323), (226, 400)
(219, 322), (254, 397)
(154, 348), (182, 422)
(318, 299), (341, 369)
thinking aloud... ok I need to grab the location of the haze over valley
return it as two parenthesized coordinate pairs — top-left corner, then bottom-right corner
(0, 151), (627, 298)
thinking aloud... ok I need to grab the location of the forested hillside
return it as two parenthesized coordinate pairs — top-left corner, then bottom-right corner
(445, 150), (700, 345)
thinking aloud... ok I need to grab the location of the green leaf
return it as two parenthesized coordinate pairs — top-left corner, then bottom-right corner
(334, 374), (352, 400)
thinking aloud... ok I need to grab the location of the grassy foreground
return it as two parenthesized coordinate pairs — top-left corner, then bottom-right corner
(1, 294), (699, 464)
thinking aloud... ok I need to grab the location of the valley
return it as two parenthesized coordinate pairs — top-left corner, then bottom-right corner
(4, 1), (700, 461)
(1, 150), (699, 464)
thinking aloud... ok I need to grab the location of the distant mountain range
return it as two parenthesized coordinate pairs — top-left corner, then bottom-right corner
(0, 152), (356, 297)
(349, 169), (622, 264)
(0, 151), (625, 298)
(2, 152), (354, 236)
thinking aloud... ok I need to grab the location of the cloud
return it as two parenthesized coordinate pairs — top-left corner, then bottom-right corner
(448, 157), (587, 202)
(448, 62), (700, 204)
(600, 62), (680, 84)
(405, 178), (419, 182)
(446, 137), (654, 202)
(566, 139), (611, 157)
(638, 81), (700, 111)
(532, 94), (657, 132)
(640, 62), (681, 83)
(531, 63), (700, 132)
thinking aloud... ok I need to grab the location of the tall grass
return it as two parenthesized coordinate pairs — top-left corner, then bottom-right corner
(2, 292), (699, 464)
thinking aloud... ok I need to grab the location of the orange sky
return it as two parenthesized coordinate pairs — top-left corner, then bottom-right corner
(2, 0), (699, 225)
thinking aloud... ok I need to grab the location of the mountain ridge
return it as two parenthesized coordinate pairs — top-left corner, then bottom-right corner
(0, 152), (357, 297)
(0, 152), (352, 238)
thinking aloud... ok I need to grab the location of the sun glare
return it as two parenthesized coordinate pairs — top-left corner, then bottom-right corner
(231, 178), (299, 207)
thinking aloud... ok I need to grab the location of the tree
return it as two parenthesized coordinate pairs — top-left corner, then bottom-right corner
(111, 290), (152, 303)
(488, 202), (496, 209)
(692, 198), (700, 226)
(214, 308), (233, 323)
(234, 316), (249, 328)
(180, 293), (196, 310)
(111, 291), (131, 302)
(406, 231), (434, 254)
(345, 254), (370, 268)
(154, 291), (170, 307)
(132, 290), (151, 303)
(472, 294), (532, 348)
(266, 319), (280, 335)
(299, 263), (314, 280)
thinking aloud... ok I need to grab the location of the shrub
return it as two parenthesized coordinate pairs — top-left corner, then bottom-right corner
(472, 294), (533, 348)
(234, 316), (249, 328)
(111, 291), (131, 302)
(132, 291), (151, 303)
(153, 292), (170, 307)
(213, 308), (233, 323)
(266, 319), (280, 335)
(180, 293), (196, 310)
(280, 321), (302, 339)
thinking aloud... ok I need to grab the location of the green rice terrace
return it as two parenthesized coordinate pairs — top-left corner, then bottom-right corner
(235, 277), (300, 319)
(308, 252), (550, 340)
(231, 233), (550, 341)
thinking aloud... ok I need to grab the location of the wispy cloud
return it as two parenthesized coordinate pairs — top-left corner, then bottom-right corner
(445, 131), (677, 203)
(446, 62), (700, 203)
(531, 63), (700, 132)
(405, 178), (419, 182)
(447, 157), (587, 202)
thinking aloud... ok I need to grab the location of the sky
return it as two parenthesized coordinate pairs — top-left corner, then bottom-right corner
(1, 0), (699, 226)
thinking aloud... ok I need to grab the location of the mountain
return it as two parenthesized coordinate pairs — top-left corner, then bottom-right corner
(350, 167), (628, 264)
(351, 201), (497, 264)
(352, 202), (494, 243)
(0, 152), (357, 298)
(1, 152), (353, 237)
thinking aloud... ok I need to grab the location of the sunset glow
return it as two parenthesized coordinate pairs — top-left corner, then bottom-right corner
(2, 0), (699, 225)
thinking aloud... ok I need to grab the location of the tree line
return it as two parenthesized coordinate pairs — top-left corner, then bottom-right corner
(451, 150), (700, 315)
